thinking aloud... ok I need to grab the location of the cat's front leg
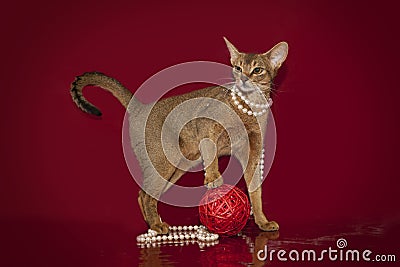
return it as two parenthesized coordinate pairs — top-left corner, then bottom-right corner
(237, 138), (279, 232)
(199, 138), (223, 188)
(249, 187), (279, 232)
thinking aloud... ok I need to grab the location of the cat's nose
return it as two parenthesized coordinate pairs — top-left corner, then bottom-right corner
(240, 75), (249, 83)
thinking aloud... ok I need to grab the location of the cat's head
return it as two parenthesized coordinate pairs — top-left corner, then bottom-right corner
(224, 37), (288, 95)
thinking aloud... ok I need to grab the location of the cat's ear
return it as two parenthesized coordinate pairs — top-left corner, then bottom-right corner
(223, 37), (240, 63)
(264, 42), (289, 69)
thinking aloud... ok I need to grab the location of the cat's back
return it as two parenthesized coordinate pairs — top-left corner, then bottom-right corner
(151, 86), (228, 116)
(161, 85), (226, 104)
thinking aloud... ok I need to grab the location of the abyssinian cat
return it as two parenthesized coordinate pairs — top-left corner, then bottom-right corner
(70, 38), (288, 233)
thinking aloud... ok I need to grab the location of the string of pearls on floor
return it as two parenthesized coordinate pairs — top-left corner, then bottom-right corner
(230, 86), (273, 117)
(137, 225), (219, 248)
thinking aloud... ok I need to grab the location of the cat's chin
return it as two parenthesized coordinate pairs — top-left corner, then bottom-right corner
(236, 85), (258, 94)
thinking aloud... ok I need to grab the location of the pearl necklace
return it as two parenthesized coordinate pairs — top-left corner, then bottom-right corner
(136, 225), (219, 248)
(230, 86), (273, 117)
(260, 148), (265, 180)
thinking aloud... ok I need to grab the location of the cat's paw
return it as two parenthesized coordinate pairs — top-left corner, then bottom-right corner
(258, 221), (279, 232)
(150, 222), (170, 234)
(204, 176), (224, 189)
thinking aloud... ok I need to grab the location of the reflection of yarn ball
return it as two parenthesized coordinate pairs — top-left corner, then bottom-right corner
(199, 184), (251, 236)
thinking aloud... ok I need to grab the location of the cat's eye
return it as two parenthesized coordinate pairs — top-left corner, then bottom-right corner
(234, 66), (242, 72)
(252, 67), (263, 74)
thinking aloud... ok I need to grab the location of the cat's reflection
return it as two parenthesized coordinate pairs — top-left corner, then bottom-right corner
(138, 242), (176, 267)
(252, 231), (279, 266)
(199, 231), (279, 266)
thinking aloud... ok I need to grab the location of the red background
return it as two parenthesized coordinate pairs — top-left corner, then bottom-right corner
(1, 0), (399, 265)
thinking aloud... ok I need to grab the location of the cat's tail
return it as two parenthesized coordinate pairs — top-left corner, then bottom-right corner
(70, 72), (135, 116)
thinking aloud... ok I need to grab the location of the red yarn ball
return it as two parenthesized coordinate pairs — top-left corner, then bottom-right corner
(199, 184), (251, 236)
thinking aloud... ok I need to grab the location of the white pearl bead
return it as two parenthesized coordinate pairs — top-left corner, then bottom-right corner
(194, 226), (199, 230)
(177, 226), (182, 231)
(253, 112), (258, 117)
(237, 91), (242, 96)
(188, 226), (193, 231)
(232, 95), (236, 100)
(205, 236), (210, 242)
(168, 235), (173, 240)
(238, 104), (243, 109)
(245, 99), (250, 105)
(151, 236), (156, 241)
(260, 165), (264, 170)
(183, 226), (187, 231)
(191, 233), (196, 239)
(240, 96), (245, 100)
(262, 109), (267, 113)
(255, 104), (260, 108)
(179, 234), (184, 240)
(156, 236), (162, 241)
(234, 100), (239, 105)
(162, 235), (167, 240)
(242, 108), (247, 113)
(145, 237), (151, 242)
(172, 226), (177, 231)
(247, 110), (252, 115)
(249, 103), (254, 107)
(185, 234), (190, 239)
(173, 235), (179, 240)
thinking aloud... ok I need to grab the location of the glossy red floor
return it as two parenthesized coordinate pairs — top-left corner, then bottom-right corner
(1, 0), (400, 266)
(2, 217), (398, 266)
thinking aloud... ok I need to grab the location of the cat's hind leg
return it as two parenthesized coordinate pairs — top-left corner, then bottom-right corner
(199, 138), (223, 188)
(161, 168), (186, 194)
(138, 189), (170, 234)
(138, 162), (176, 234)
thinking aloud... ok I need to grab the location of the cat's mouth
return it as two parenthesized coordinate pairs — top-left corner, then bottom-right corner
(236, 81), (259, 93)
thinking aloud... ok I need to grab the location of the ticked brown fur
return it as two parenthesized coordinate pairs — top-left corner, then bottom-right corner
(70, 38), (288, 234)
